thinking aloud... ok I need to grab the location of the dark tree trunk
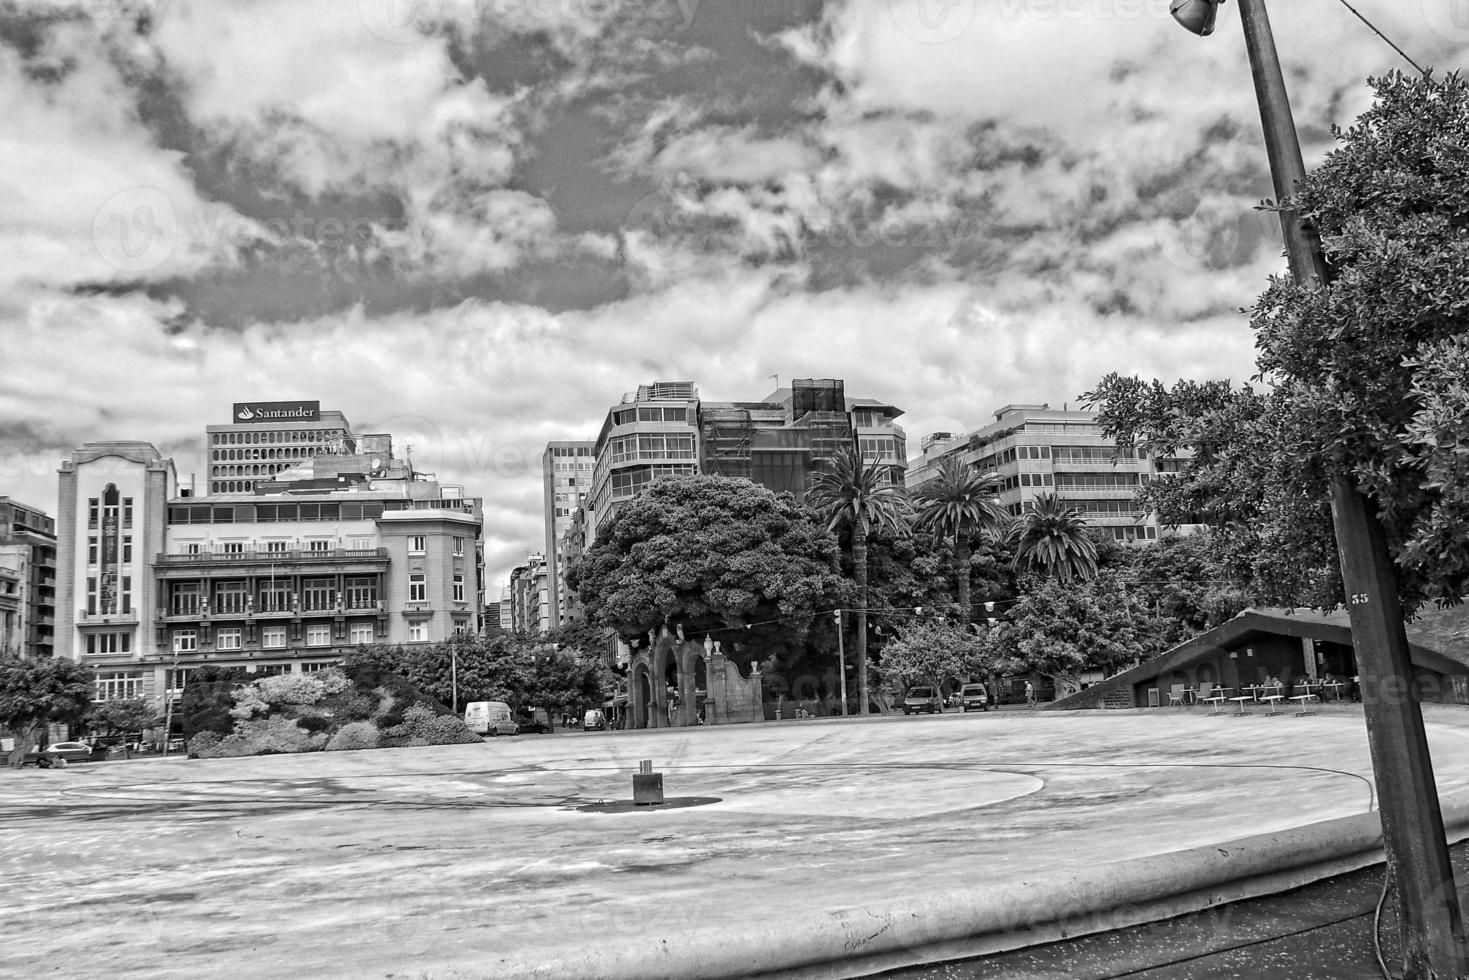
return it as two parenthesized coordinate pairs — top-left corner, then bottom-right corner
(854, 516), (870, 715)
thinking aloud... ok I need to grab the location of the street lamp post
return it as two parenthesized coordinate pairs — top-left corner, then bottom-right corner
(834, 609), (848, 717)
(1172, 1), (1468, 974)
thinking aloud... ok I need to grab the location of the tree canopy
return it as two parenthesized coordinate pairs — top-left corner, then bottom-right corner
(1085, 71), (1469, 612)
(1, 656), (92, 765)
(569, 475), (848, 663)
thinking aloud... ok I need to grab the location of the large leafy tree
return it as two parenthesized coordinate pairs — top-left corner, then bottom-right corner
(912, 458), (1006, 620)
(991, 573), (1159, 696)
(1, 657), (92, 766)
(90, 698), (160, 739)
(806, 447), (911, 715)
(569, 475), (848, 666)
(1009, 492), (1099, 584)
(878, 618), (995, 694)
(1087, 71), (1469, 613)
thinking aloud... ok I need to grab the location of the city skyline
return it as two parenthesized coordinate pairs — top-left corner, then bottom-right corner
(4, 1), (1466, 589)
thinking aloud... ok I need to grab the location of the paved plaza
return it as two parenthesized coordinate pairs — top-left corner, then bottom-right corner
(6, 704), (1469, 979)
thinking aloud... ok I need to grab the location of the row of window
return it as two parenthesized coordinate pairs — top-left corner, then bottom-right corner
(85, 576), (132, 615)
(171, 621), (429, 652)
(212, 429), (349, 446)
(165, 572), (465, 613)
(171, 502), (387, 523)
(605, 433), (697, 464)
(549, 446), (593, 457)
(87, 491), (133, 531)
(858, 435), (901, 461)
(609, 406), (690, 426)
(87, 535), (132, 565)
(211, 464), (293, 477)
(213, 448), (307, 461)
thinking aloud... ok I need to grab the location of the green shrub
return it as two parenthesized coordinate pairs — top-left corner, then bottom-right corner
(201, 717), (326, 758)
(186, 731), (221, 759)
(381, 703), (480, 747)
(325, 721), (381, 752)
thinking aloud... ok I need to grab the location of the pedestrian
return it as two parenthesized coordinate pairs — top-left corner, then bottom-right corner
(1024, 680), (1036, 709)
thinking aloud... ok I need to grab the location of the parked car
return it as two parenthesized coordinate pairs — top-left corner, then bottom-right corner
(24, 741), (93, 765)
(959, 683), (991, 712)
(583, 709), (607, 731)
(901, 685), (943, 715)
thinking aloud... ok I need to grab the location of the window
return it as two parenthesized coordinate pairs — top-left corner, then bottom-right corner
(408, 622), (428, 643)
(409, 574), (427, 602)
(94, 671), (142, 701)
(173, 629), (197, 653)
(453, 574), (465, 602)
(308, 539), (331, 553)
(122, 536), (132, 563)
(452, 536), (465, 557)
(266, 540), (288, 553)
(217, 628), (242, 650)
(222, 541), (244, 555)
(215, 582), (248, 614)
(86, 577), (97, 615)
(349, 622), (375, 644)
(86, 632), (132, 654)
(301, 660), (341, 673)
(171, 583), (200, 616)
(302, 578), (334, 611)
(408, 535), (427, 555)
(306, 624), (331, 647)
(262, 626), (287, 649)
(121, 577), (131, 614)
(87, 536), (98, 565)
(186, 542), (203, 555)
(259, 583), (291, 613)
(345, 577), (377, 609)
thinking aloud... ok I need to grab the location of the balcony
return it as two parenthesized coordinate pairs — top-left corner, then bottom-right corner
(75, 608), (139, 626)
(154, 548), (389, 575)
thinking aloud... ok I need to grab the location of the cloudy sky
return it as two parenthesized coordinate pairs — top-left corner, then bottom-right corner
(1, 0), (1464, 585)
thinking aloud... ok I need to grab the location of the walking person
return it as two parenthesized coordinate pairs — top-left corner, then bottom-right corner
(1024, 680), (1036, 710)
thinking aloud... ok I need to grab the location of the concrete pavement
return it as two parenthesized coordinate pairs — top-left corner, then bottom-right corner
(4, 703), (1469, 979)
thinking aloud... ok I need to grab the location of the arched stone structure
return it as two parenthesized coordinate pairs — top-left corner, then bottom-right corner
(623, 625), (765, 728)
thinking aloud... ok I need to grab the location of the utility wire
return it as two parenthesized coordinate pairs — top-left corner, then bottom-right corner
(1332, 0), (1427, 75)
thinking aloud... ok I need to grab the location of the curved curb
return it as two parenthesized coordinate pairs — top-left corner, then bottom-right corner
(467, 794), (1469, 980)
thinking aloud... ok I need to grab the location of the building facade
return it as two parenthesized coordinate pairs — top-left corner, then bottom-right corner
(0, 496), (57, 659)
(541, 441), (594, 629)
(56, 439), (483, 717)
(906, 403), (1193, 542)
(508, 554), (550, 635)
(206, 400), (359, 495)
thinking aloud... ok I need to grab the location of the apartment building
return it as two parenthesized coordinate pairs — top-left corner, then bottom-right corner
(906, 403), (1192, 542)
(0, 496), (57, 659)
(56, 438), (483, 715)
(541, 441), (594, 628)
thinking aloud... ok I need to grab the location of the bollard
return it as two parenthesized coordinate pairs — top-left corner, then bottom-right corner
(633, 758), (664, 806)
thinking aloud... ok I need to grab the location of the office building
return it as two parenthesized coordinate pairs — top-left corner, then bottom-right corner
(206, 399), (361, 495)
(906, 403), (1196, 542)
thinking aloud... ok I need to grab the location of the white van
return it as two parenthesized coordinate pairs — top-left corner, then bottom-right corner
(464, 701), (518, 736)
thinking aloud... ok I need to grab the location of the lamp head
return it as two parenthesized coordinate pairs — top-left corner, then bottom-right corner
(1169, 0), (1221, 36)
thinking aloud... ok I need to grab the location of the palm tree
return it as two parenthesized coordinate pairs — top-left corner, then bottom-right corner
(912, 459), (1006, 620)
(807, 445), (910, 715)
(1011, 492), (1099, 583)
